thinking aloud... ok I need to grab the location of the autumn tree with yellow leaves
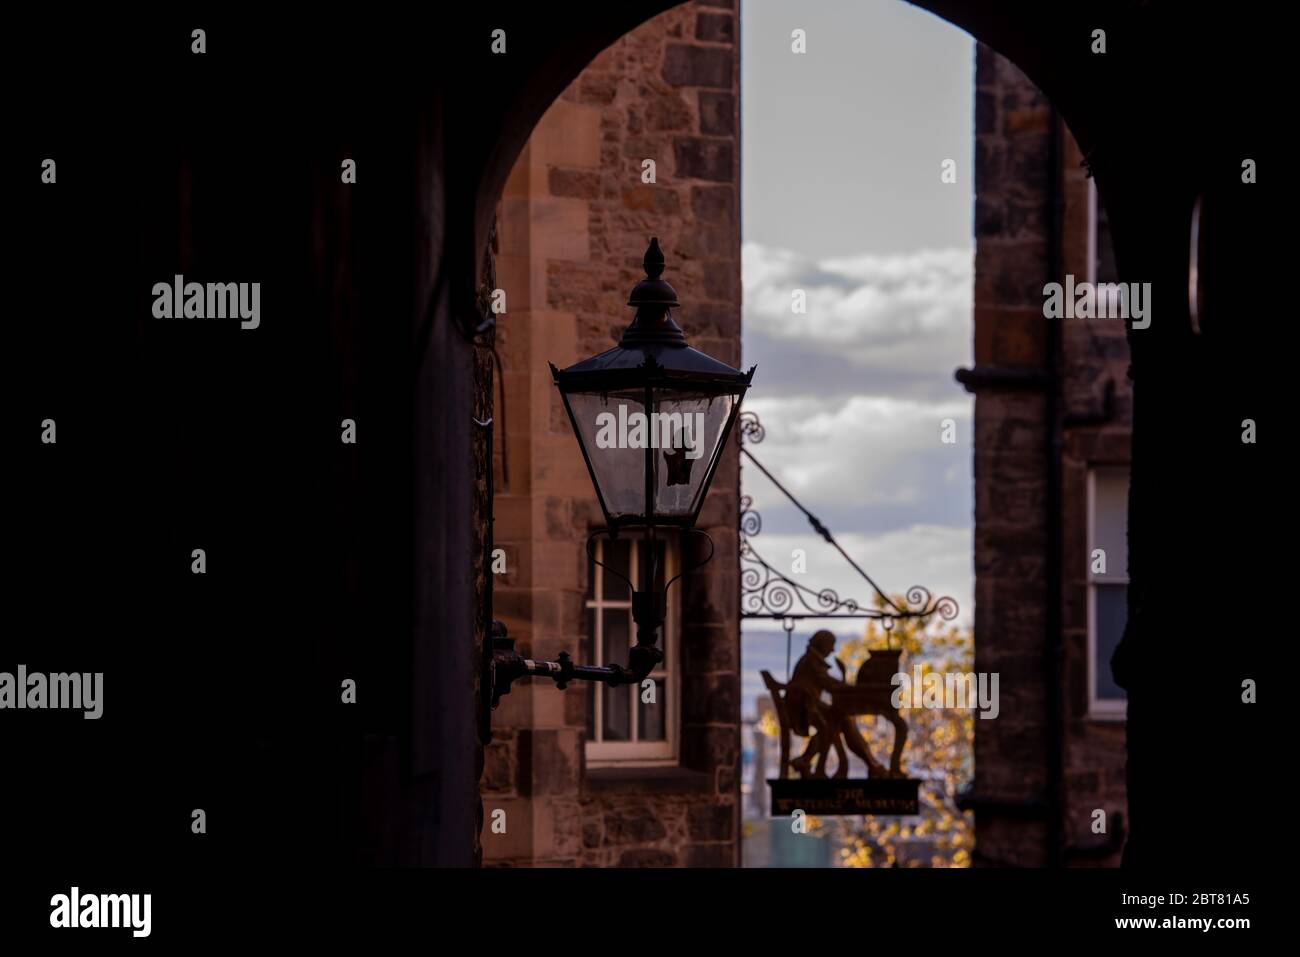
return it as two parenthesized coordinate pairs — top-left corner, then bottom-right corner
(819, 601), (975, 867)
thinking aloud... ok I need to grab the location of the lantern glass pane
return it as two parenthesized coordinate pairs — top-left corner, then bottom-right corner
(651, 390), (737, 520)
(564, 389), (648, 522)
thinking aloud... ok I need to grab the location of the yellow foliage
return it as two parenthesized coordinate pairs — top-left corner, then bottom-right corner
(831, 597), (975, 868)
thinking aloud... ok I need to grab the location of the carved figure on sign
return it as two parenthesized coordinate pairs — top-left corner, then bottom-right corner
(763, 630), (907, 780)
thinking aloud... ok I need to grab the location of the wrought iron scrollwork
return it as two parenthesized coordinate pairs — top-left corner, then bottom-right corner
(737, 410), (765, 445)
(737, 410), (959, 630)
(739, 493), (761, 536)
(741, 536), (862, 618)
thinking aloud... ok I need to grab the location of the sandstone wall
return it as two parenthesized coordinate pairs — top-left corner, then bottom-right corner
(483, 0), (742, 867)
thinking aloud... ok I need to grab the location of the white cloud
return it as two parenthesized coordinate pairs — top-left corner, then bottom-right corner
(742, 241), (972, 399)
(742, 392), (970, 510)
(737, 240), (974, 648)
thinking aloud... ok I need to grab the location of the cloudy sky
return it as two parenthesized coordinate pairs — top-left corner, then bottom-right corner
(739, 0), (974, 711)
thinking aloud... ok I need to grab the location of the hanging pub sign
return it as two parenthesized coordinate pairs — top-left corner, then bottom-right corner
(735, 411), (959, 817)
(762, 630), (919, 816)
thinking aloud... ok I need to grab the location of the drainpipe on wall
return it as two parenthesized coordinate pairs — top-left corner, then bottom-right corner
(1043, 106), (1065, 869)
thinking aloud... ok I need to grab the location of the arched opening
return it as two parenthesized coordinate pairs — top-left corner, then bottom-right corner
(470, 0), (1268, 873)
(473, 0), (1125, 869)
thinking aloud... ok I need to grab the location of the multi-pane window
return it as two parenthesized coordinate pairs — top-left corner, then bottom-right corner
(584, 534), (678, 766)
(1087, 467), (1129, 719)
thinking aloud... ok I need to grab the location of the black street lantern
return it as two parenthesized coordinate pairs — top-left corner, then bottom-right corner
(550, 237), (754, 531)
(483, 238), (754, 730)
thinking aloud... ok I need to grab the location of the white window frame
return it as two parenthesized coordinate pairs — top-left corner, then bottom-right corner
(1087, 466), (1129, 720)
(584, 535), (679, 767)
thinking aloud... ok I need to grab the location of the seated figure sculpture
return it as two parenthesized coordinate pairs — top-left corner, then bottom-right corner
(785, 630), (889, 779)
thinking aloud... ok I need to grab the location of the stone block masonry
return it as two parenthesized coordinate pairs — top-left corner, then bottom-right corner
(963, 44), (1129, 867)
(484, 0), (741, 867)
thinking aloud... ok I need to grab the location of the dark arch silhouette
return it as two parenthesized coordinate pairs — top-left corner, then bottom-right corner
(7, 5), (1268, 874)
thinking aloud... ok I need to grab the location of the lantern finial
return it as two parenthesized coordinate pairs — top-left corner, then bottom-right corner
(644, 237), (665, 279)
(625, 237), (682, 343)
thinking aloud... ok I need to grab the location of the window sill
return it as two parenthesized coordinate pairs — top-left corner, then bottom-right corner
(1086, 707), (1128, 723)
(584, 765), (712, 795)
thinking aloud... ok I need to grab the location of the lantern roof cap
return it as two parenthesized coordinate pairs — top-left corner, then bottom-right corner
(553, 342), (752, 384)
(551, 236), (756, 390)
(626, 237), (680, 310)
(622, 237), (686, 347)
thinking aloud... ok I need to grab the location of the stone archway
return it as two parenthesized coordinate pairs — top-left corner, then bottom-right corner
(5, 1), (1266, 876)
